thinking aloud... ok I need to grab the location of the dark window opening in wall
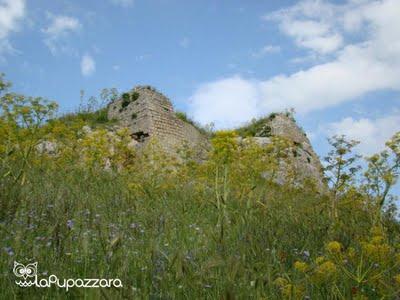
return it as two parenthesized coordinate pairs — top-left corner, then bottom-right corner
(307, 157), (311, 163)
(131, 131), (149, 142)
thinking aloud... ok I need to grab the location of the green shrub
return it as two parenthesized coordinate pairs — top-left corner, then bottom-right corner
(235, 116), (270, 137)
(175, 111), (209, 135)
(235, 113), (284, 137)
(131, 92), (139, 102)
(94, 107), (109, 123)
(175, 111), (194, 126)
(57, 108), (112, 127)
(121, 93), (131, 109)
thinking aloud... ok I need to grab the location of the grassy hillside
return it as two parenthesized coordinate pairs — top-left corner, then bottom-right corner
(56, 108), (113, 127)
(1, 76), (400, 299)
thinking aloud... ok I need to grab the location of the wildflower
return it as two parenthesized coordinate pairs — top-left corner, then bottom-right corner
(315, 256), (325, 264)
(282, 284), (293, 297)
(273, 277), (288, 287)
(313, 261), (337, 283)
(394, 274), (400, 285)
(294, 261), (308, 272)
(326, 241), (342, 254)
(27, 224), (36, 230)
(362, 242), (390, 261)
(371, 235), (384, 245)
(282, 284), (304, 299)
(351, 286), (358, 295)
(347, 247), (356, 259)
(66, 219), (74, 229)
(3, 246), (14, 256)
(320, 261), (336, 273)
(396, 253), (400, 264)
(303, 250), (310, 259)
(370, 226), (384, 237)
(278, 251), (288, 262)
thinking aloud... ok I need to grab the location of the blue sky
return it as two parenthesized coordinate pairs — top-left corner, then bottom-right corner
(1, 0), (400, 193)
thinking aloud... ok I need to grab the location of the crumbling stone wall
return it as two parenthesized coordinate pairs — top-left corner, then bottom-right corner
(108, 86), (324, 189)
(108, 86), (208, 155)
(255, 113), (325, 189)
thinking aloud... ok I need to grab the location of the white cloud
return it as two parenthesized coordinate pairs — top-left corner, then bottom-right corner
(110, 0), (134, 7)
(189, 0), (400, 128)
(265, 0), (343, 54)
(283, 20), (342, 54)
(81, 54), (95, 77)
(42, 14), (81, 55)
(0, 0), (25, 57)
(252, 45), (281, 58)
(188, 76), (262, 128)
(180, 37), (190, 48)
(323, 114), (400, 156)
(42, 15), (80, 37)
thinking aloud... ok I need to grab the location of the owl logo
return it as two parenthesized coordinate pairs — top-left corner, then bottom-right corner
(13, 261), (38, 287)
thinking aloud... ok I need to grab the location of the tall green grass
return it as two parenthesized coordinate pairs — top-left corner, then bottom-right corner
(1, 76), (399, 298)
(1, 158), (398, 299)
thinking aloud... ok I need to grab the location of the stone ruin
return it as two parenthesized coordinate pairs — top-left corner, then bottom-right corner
(108, 86), (325, 188)
(242, 113), (325, 189)
(107, 85), (209, 155)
